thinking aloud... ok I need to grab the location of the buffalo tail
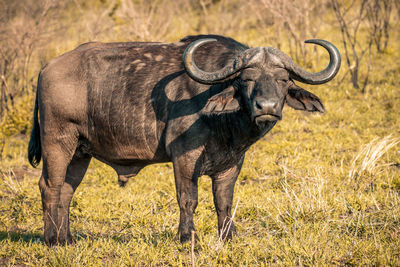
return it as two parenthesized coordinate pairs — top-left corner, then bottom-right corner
(28, 75), (41, 167)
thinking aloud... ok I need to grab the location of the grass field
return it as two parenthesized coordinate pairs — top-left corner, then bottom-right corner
(1, 0), (400, 265)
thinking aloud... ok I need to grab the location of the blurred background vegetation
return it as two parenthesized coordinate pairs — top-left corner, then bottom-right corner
(0, 0), (399, 265)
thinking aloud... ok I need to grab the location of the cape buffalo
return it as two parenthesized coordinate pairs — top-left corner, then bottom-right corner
(28, 35), (340, 245)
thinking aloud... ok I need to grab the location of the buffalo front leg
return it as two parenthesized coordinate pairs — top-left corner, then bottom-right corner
(172, 152), (201, 244)
(57, 153), (91, 244)
(211, 159), (243, 241)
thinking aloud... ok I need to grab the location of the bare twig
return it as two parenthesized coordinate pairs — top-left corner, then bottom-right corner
(331, 0), (374, 91)
(0, 0), (64, 119)
(366, 0), (394, 53)
(191, 230), (195, 267)
(252, 0), (326, 65)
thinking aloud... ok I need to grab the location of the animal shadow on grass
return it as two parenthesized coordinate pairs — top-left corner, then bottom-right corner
(0, 230), (43, 244)
(0, 229), (176, 247)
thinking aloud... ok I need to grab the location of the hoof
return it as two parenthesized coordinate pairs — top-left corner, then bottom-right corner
(44, 234), (74, 246)
(219, 224), (236, 241)
(176, 229), (197, 244)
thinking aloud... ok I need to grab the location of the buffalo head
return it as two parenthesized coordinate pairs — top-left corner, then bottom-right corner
(183, 38), (341, 125)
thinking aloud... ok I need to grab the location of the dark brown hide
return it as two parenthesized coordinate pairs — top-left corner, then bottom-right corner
(28, 35), (340, 245)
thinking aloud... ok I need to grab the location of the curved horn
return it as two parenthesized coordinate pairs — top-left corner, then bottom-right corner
(275, 39), (341, 85)
(182, 38), (254, 84)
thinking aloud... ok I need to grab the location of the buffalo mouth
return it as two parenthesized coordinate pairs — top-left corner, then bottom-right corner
(255, 114), (282, 123)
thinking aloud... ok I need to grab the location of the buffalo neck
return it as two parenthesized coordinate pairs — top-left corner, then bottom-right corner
(201, 107), (277, 154)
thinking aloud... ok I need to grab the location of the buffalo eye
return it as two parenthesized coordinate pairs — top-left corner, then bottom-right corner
(240, 78), (255, 89)
(274, 69), (289, 84)
(277, 78), (289, 86)
(242, 78), (254, 83)
(239, 79), (255, 98)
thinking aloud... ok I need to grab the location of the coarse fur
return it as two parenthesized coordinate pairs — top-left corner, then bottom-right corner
(28, 34), (337, 245)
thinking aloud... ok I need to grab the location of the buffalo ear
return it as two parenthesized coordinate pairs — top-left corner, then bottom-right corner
(202, 85), (240, 115)
(286, 83), (325, 113)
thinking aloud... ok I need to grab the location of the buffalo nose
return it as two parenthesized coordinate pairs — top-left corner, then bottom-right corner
(254, 98), (282, 119)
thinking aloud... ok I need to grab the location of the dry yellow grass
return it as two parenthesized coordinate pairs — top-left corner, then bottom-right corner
(349, 135), (399, 179)
(1, 0), (400, 265)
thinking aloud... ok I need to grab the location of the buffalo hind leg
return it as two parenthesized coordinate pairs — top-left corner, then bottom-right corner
(57, 152), (91, 244)
(39, 128), (79, 245)
(39, 151), (73, 245)
(172, 151), (202, 244)
(211, 159), (243, 241)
